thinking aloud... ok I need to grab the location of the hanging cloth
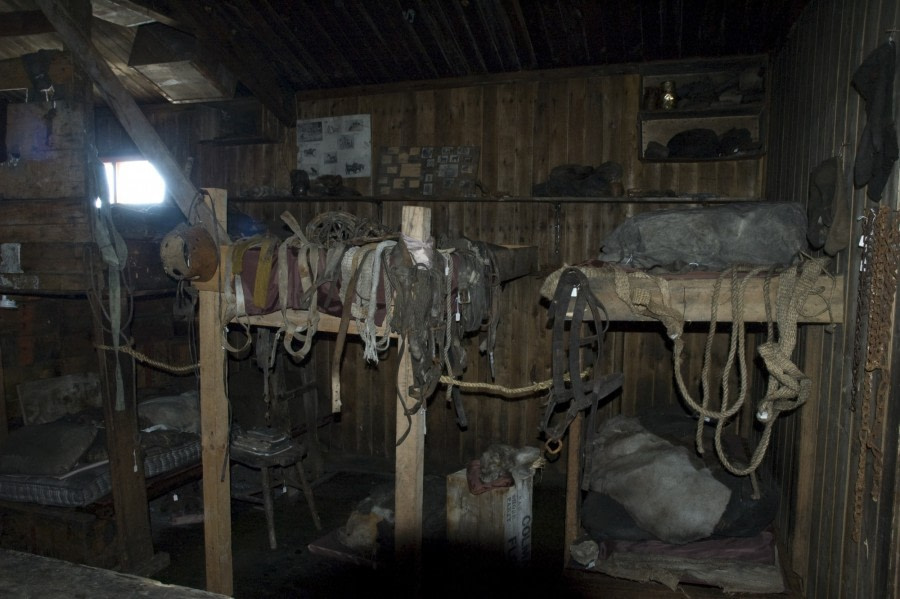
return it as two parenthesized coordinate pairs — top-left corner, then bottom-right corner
(89, 154), (130, 411)
(852, 41), (898, 202)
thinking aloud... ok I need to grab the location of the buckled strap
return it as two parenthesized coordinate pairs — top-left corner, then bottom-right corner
(331, 247), (372, 412)
(252, 237), (277, 309)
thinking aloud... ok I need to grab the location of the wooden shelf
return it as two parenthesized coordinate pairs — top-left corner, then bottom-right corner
(231, 194), (761, 204)
(638, 56), (767, 162)
(548, 268), (844, 325)
(639, 103), (764, 121)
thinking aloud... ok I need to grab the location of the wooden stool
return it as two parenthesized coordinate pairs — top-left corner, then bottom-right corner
(230, 441), (322, 549)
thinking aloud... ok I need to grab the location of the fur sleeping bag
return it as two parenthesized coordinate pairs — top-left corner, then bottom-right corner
(587, 415), (731, 544)
(597, 202), (807, 272)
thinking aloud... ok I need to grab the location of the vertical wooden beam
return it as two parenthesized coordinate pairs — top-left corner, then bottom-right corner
(196, 189), (233, 595)
(62, 0), (156, 574)
(199, 287), (232, 595)
(91, 292), (154, 571)
(792, 325), (823, 589)
(394, 206), (431, 582)
(0, 347), (8, 443)
(34, 0), (227, 242)
(563, 411), (583, 566)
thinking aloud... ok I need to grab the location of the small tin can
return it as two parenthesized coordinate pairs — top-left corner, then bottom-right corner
(661, 80), (678, 110)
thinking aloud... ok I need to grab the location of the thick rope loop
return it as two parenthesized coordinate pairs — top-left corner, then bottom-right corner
(610, 257), (830, 477)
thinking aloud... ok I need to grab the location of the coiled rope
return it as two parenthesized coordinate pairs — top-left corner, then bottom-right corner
(612, 257), (831, 477)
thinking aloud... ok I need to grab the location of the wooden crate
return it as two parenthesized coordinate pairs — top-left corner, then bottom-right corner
(446, 468), (533, 563)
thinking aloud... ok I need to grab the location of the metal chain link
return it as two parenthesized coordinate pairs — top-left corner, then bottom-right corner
(851, 206), (900, 542)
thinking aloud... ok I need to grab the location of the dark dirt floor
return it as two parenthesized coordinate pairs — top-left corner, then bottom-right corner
(147, 453), (799, 598)
(148, 454), (579, 599)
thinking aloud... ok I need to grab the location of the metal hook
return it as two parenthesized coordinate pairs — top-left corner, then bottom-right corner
(838, 141), (850, 159)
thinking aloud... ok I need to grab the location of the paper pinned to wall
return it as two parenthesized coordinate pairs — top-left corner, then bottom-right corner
(296, 114), (371, 179)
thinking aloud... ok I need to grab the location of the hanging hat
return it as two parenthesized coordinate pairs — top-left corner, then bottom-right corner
(807, 156), (851, 256)
(852, 41), (898, 202)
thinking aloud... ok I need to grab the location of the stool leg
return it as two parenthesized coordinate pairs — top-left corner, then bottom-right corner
(294, 463), (322, 530)
(260, 466), (277, 550)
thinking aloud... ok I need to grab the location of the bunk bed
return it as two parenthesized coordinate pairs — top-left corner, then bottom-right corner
(538, 252), (843, 593)
(0, 387), (201, 570)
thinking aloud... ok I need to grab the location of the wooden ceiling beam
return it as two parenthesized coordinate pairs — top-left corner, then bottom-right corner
(498, 0), (536, 69)
(93, 0), (179, 28)
(166, 1), (296, 126)
(0, 50), (72, 90)
(317, 2), (388, 85)
(334, 1), (394, 84)
(34, 0), (227, 242)
(287, 2), (361, 85)
(0, 10), (55, 37)
(256, 0), (326, 87)
(356, 0), (436, 81)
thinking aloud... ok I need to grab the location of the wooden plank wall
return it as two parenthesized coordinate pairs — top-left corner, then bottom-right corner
(766, 0), (900, 597)
(0, 102), (87, 200)
(0, 104), (201, 426)
(185, 69), (771, 477)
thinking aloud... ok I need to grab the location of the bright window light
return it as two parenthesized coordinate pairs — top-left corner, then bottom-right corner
(102, 159), (166, 204)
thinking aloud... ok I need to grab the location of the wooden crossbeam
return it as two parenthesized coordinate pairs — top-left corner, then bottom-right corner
(0, 10), (55, 36)
(560, 271), (844, 324)
(34, 0), (228, 242)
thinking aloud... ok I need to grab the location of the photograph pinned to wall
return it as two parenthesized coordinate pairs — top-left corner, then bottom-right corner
(376, 145), (480, 197)
(296, 114), (371, 179)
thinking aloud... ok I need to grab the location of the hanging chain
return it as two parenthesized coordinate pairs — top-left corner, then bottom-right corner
(851, 206), (900, 542)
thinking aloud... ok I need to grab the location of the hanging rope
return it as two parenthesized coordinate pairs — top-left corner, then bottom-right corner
(438, 373), (557, 397)
(611, 257), (831, 477)
(95, 343), (198, 375)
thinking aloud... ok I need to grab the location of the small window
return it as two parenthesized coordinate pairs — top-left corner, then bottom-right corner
(102, 159), (166, 204)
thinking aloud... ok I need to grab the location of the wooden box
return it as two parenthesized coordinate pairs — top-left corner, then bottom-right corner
(0, 501), (120, 570)
(128, 23), (235, 104)
(197, 98), (284, 145)
(446, 468), (533, 563)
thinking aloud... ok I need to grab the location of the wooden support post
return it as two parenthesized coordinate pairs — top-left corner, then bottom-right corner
(394, 206), (430, 581)
(195, 189), (233, 595)
(198, 288), (232, 595)
(0, 347), (7, 443)
(563, 411), (583, 566)
(34, 0), (227, 242)
(91, 295), (155, 572)
(792, 325), (824, 589)
(58, 0), (156, 574)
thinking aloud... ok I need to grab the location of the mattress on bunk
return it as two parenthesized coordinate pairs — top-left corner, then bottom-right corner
(584, 530), (786, 594)
(0, 389), (201, 508)
(0, 430), (201, 508)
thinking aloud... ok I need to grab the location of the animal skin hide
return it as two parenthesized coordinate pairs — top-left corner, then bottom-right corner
(588, 416), (731, 544)
(597, 202), (807, 272)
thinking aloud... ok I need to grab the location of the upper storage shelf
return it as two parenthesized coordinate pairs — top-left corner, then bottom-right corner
(638, 56), (767, 162)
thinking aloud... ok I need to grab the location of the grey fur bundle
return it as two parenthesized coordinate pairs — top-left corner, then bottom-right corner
(588, 416), (731, 544)
(598, 202), (807, 272)
(479, 444), (544, 483)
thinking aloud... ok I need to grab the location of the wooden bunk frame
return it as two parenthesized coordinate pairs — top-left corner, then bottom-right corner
(194, 198), (537, 593)
(557, 265), (844, 584)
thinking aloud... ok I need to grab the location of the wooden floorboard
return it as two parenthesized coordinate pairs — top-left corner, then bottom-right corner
(0, 549), (227, 598)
